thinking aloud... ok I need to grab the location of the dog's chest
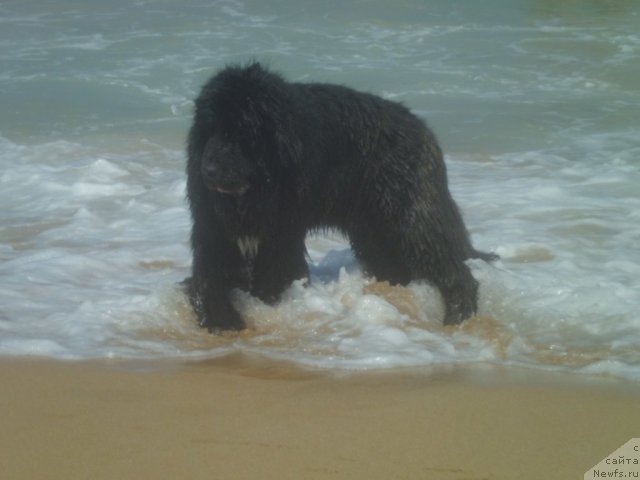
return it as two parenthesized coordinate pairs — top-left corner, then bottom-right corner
(237, 236), (260, 259)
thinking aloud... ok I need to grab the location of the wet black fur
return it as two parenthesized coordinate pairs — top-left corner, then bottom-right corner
(186, 62), (497, 331)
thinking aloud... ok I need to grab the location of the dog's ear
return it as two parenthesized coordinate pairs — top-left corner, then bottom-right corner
(187, 113), (211, 165)
(272, 117), (309, 199)
(186, 102), (216, 214)
(274, 120), (303, 167)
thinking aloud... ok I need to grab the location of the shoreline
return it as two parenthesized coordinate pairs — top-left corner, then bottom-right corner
(2, 356), (639, 479)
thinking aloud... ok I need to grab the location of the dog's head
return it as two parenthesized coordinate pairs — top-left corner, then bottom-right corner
(188, 63), (296, 198)
(198, 133), (257, 196)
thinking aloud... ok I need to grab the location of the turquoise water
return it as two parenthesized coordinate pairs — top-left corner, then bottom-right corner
(1, 1), (639, 379)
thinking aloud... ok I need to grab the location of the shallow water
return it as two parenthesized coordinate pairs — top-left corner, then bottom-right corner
(1, 0), (639, 380)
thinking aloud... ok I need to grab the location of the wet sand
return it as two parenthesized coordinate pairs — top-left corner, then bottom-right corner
(1, 356), (638, 480)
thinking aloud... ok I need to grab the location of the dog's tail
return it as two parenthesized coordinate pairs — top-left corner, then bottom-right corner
(469, 248), (499, 262)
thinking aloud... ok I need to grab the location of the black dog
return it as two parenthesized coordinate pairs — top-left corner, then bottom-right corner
(185, 62), (496, 332)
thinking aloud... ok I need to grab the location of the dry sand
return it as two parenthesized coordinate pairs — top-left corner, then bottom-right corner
(1, 356), (639, 480)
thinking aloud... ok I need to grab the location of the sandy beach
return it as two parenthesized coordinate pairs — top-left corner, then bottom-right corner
(1, 357), (638, 480)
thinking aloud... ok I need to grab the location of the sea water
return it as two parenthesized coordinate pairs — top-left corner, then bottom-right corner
(1, 0), (639, 380)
